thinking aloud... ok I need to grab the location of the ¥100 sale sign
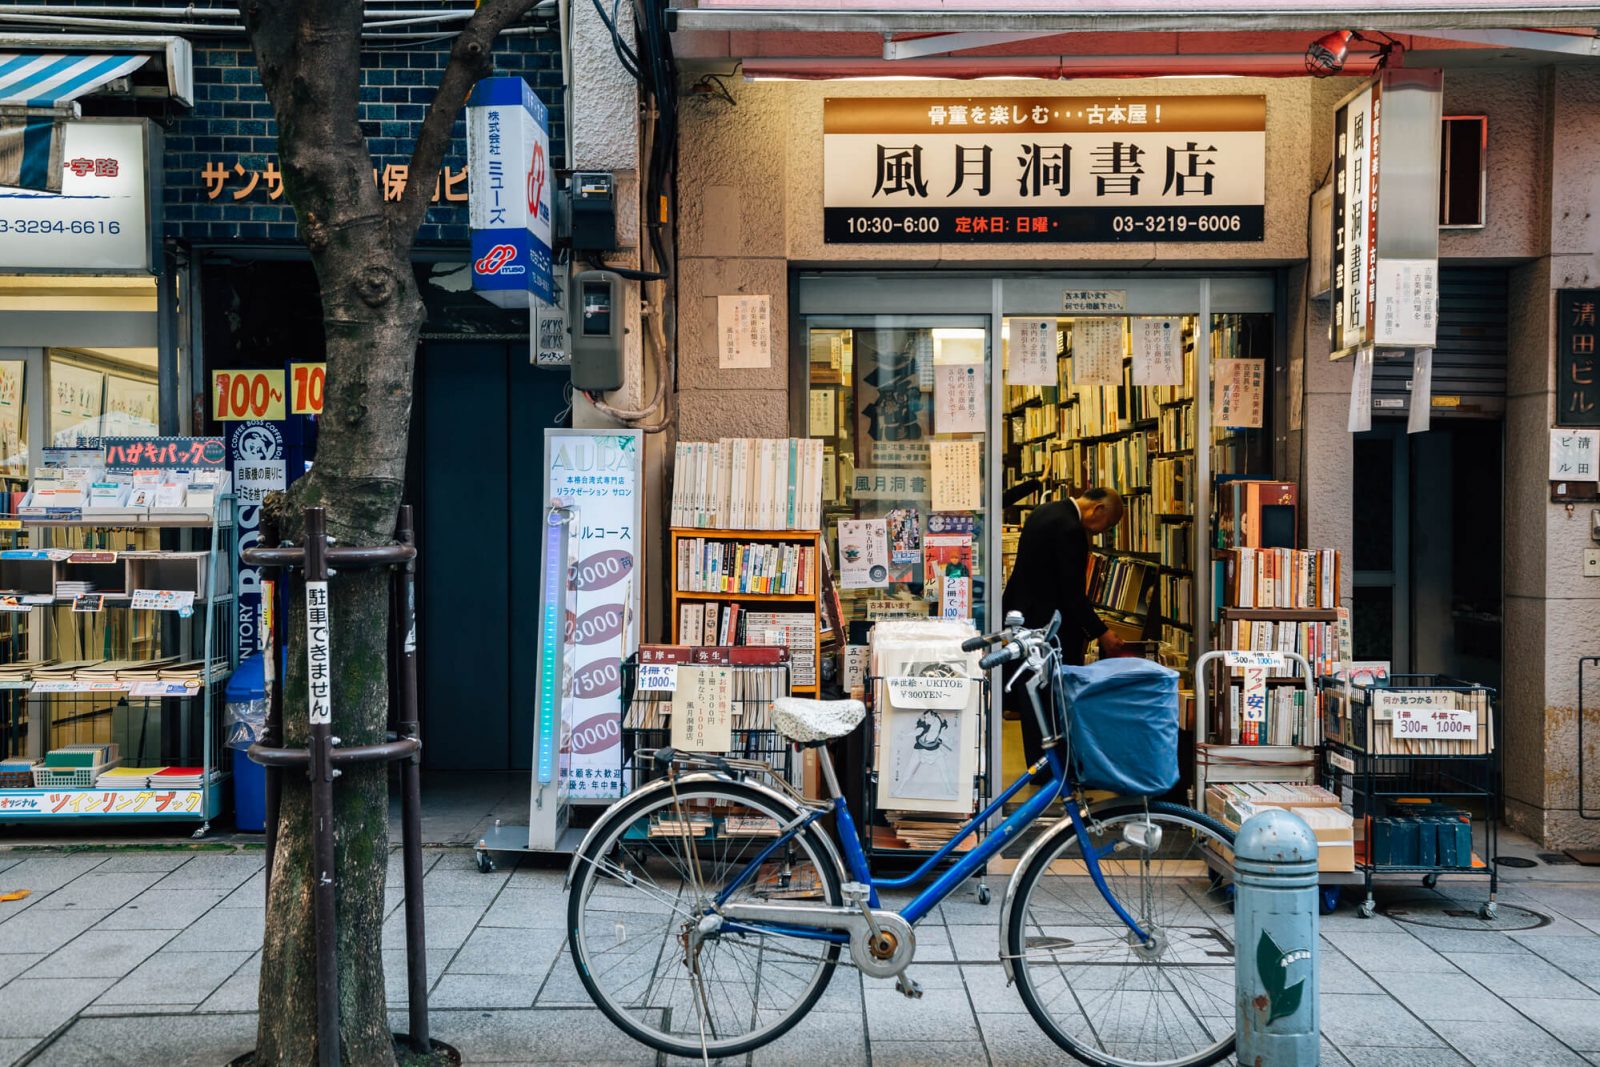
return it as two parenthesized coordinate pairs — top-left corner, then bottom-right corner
(542, 430), (641, 801)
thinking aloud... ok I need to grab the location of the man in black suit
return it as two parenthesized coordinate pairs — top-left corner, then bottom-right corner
(1001, 486), (1126, 763)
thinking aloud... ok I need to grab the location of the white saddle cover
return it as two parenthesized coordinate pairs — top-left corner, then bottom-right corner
(771, 697), (866, 743)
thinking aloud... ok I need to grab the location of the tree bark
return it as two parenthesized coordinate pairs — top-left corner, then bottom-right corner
(238, 0), (542, 1061)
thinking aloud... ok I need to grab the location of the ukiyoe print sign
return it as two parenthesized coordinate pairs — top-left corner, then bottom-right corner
(823, 96), (1265, 243)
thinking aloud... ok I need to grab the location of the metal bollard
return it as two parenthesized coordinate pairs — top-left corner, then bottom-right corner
(1235, 809), (1320, 1067)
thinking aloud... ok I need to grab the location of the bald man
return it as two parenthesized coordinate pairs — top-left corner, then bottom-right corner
(1001, 486), (1127, 763)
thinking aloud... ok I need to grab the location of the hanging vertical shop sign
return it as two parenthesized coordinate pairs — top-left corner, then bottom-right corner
(467, 76), (554, 306)
(823, 96), (1265, 243)
(541, 429), (641, 802)
(1557, 289), (1600, 427)
(231, 422), (288, 656)
(1330, 70), (1444, 358)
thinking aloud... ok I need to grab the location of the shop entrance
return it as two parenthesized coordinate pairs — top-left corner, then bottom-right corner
(1351, 419), (1504, 690)
(409, 339), (567, 771)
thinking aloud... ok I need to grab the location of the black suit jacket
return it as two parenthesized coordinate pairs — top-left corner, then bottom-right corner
(1002, 499), (1106, 667)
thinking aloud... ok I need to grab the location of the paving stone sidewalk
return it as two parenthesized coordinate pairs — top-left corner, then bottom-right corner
(2, 835), (1599, 1066)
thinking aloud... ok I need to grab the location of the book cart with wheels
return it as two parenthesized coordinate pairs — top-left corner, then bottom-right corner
(0, 500), (240, 836)
(1319, 674), (1501, 919)
(860, 671), (993, 905)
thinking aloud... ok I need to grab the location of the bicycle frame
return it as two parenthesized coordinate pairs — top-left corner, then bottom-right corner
(715, 742), (1150, 944)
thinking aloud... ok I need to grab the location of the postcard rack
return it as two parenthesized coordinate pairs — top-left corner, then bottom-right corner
(859, 670), (993, 890)
(1319, 674), (1501, 918)
(0, 499), (240, 832)
(618, 656), (797, 796)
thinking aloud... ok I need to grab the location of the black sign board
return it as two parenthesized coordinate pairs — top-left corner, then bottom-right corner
(1558, 289), (1600, 427)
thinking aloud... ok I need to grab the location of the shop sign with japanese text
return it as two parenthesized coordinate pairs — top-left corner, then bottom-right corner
(1557, 289), (1600, 427)
(544, 430), (641, 801)
(0, 121), (153, 273)
(467, 76), (554, 306)
(822, 96), (1265, 243)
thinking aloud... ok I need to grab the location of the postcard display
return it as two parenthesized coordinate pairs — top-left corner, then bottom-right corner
(864, 619), (988, 856)
(0, 439), (241, 829)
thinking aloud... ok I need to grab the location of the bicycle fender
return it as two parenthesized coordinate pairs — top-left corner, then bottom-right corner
(997, 795), (1143, 985)
(562, 772), (847, 891)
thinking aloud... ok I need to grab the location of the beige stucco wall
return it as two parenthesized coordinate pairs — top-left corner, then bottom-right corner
(673, 63), (1600, 846)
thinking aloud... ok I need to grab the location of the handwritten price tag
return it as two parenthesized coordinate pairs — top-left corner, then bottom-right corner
(1391, 706), (1477, 740)
(636, 664), (678, 691)
(1223, 650), (1287, 671)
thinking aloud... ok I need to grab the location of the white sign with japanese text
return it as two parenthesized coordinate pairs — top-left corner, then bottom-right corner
(934, 362), (985, 433)
(1223, 650), (1287, 671)
(467, 76), (554, 306)
(1073, 317), (1124, 385)
(637, 663), (678, 692)
(823, 96), (1265, 243)
(1007, 318), (1057, 385)
(887, 675), (972, 710)
(305, 580), (331, 725)
(1213, 358), (1264, 428)
(1549, 429), (1600, 482)
(717, 295), (773, 369)
(1376, 259), (1438, 347)
(1386, 699), (1477, 740)
(1132, 317), (1184, 386)
(547, 431), (641, 800)
(0, 121), (151, 273)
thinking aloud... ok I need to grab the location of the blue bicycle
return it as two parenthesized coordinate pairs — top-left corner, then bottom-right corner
(566, 615), (1238, 1067)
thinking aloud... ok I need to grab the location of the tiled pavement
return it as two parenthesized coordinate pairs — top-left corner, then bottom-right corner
(1, 836), (1599, 1066)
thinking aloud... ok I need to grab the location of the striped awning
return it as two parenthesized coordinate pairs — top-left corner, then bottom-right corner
(0, 53), (149, 108)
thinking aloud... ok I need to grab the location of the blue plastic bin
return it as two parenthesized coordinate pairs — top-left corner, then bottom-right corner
(226, 655), (267, 832)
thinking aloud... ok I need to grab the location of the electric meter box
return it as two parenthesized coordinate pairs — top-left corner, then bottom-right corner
(570, 172), (616, 252)
(571, 269), (625, 392)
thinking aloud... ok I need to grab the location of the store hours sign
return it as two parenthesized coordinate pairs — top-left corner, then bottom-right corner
(823, 96), (1265, 243)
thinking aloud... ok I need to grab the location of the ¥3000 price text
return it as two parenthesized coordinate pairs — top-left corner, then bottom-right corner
(0, 218), (122, 235)
(1111, 214), (1244, 235)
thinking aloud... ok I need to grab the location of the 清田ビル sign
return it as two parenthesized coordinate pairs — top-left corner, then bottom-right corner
(467, 76), (553, 306)
(1558, 289), (1600, 427)
(0, 120), (154, 273)
(822, 96), (1265, 243)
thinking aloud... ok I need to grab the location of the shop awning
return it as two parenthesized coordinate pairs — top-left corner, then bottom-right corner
(0, 52), (149, 108)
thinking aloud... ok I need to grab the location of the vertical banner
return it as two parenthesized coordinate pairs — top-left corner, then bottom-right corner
(1131, 317), (1184, 386)
(1557, 289), (1600, 427)
(1007, 318), (1057, 385)
(1073, 317), (1124, 385)
(1348, 347), (1374, 433)
(467, 76), (554, 307)
(230, 422), (288, 657)
(543, 430), (641, 802)
(1407, 348), (1433, 434)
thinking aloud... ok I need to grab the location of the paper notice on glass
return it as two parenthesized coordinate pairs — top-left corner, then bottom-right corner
(1288, 353), (1305, 432)
(1072, 318), (1124, 386)
(934, 362), (986, 434)
(808, 388), (836, 435)
(838, 518), (891, 588)
(1007, 318), (1057, 386)
(1549, 429), (1600, 482)
(822, 447), (838, 501)
(717, 294), (772, 369)
(930, 439), (981, 512)
(670, 665), (734, 752)
(1348, 347), (1374, 433)
(1375, 258), (1438, 347)
(1131, 318), (1184, 386)
(1213, 358), (1265, 429)
(1408, 348), (1433, 434)
(844, 645), (871, 694)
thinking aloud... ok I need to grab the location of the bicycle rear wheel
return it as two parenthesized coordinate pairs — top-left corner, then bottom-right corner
(567, 779), (843, 1059)
(1006, 801), (1237, 1067)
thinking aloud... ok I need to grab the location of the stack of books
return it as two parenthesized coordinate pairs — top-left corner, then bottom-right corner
(148, 766), (211, 789)
(1218, 547), (1342, 609)
(670, 438), (825, 530)
(95, 766), (169, 788)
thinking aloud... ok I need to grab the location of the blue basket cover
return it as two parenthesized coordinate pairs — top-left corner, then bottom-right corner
(1060, 657), (1179, 796)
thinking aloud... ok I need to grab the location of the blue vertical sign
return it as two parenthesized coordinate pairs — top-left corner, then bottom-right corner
(230, 422), (287, 658)
(467, 76), (554, 307)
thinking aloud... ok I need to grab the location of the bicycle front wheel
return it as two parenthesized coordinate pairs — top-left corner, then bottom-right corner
(567, 778), (843, 1059)
(1007, 801), (1237, 1067)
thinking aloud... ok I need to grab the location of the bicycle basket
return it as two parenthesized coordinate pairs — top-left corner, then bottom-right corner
(1060, 657), (1179, 796)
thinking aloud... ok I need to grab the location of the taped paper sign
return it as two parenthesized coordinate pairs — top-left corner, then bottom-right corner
(1223, 650), (1287, 671)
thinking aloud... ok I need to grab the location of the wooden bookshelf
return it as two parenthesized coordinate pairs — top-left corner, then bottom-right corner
(668, 527), (824, 695)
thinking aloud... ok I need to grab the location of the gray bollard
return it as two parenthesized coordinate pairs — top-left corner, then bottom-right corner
(1235, 808), (1320, 1067)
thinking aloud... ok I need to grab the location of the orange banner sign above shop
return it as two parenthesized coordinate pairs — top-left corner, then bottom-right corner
(822, 95), (1265, 243)
(213, 370), (286, 422)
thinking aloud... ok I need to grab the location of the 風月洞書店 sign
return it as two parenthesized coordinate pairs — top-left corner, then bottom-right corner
(822, 96), (1265, 243)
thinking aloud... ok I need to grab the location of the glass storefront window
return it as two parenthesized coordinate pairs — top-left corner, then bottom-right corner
(806, 317), (991, 637)
(0, 359), (24, 480)
(48, 349), (159, 446)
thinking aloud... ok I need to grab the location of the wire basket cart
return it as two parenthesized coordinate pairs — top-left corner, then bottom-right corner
(1320, 673), (1501, 918)
(861, 670), (993, 903)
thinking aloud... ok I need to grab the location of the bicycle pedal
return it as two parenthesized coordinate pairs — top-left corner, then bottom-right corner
(894, 974), (923, 999)
(841, 881), (871, 905)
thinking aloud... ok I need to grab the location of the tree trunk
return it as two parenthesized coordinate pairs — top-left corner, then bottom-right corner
(240, 0), (541, 1059)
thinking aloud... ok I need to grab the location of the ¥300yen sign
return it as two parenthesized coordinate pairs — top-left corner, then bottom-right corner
(823, 96), (1265, 243)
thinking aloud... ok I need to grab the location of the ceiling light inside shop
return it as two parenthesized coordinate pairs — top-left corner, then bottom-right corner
(0, 275), (156, 313)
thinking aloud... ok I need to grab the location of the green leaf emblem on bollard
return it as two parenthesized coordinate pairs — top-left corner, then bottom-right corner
(1256, 929), (1306, 1025)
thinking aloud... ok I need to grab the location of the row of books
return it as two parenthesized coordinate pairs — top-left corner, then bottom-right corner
(670, 438), (826, 530)
(1220, 618), (1344, 678)
(1157, 573), (1194, 625)
(1157, 520), (1193, 570)
(1223, 684), (1316, 745)
(1084, 432), (1150, 491)
(1087, 554), (1154, 615)
(1157, 403), (1196, 454)
(1152, 455), (1194, 516)
(622, 661), (789, 733)
(1218, 548), (1342, 610)
(1008, 394), (1060, 441)
(670, 606), (817, 686)
(675, 538), (816, 596)
(1323, 684), (1495, 756)
(25, 466), (230, 517)
(1098, 492), (1155, 555)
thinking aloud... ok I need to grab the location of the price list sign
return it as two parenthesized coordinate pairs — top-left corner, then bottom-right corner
(670, 665), (734, 752)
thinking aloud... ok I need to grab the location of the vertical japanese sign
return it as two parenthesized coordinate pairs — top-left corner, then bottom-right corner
(1131, 317), (1184, 386)
(1213, 358), (1264, 428)
(1007, 318), (1057, 385)
(716, 295), (773, 369)
(231, 422), (288, 657)
(822, 96), (1265, 243)
(1549, 429), (1600, 482)
(1557, 289), (1600, 427)
(1331, 82), (1374, 355)
(305, 581), (331, 724)
(543, 430), (641, 801)
(467, 76), (553, 306)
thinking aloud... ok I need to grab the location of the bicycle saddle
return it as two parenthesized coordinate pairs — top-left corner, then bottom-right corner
(771, 697), (866, 743)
